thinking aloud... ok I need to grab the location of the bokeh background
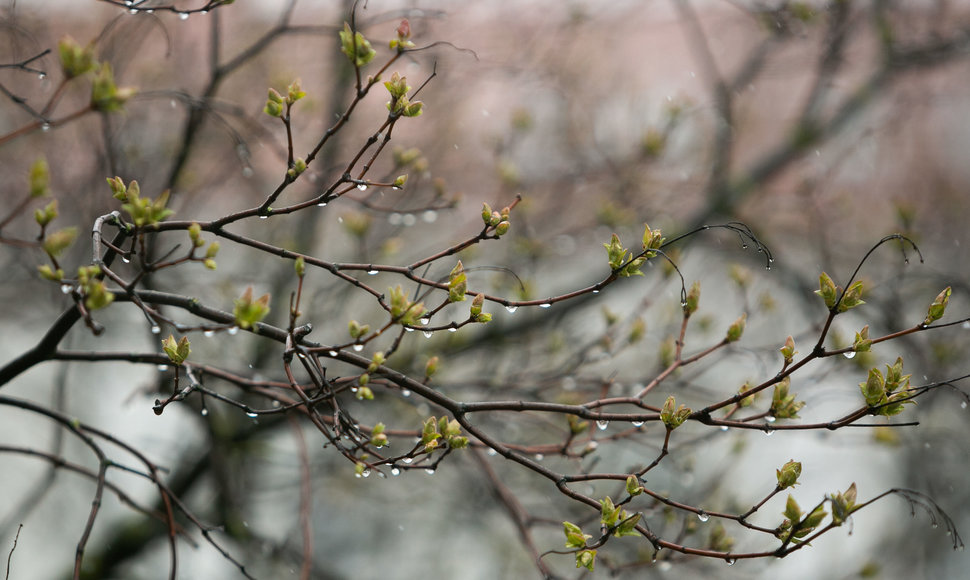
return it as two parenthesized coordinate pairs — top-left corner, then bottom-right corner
(1, 1), (969, 578)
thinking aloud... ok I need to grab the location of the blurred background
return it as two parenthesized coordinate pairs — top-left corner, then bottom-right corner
(1, 0), (969, 578)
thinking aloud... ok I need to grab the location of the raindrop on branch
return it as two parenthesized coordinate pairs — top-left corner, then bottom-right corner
(596, 420), (609, 431)
(353, 344), (364, 352)
(505, 305), (517, 314)
(843, 351), (856, 359)
(697, 512), (710, 522)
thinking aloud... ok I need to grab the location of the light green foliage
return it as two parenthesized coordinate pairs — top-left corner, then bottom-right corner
(604, 233), (645, 277)
(58, 35), (95, 78)
(29, 158), (50, 198)
(771, 377), (804, 419)
(923, 286), (951, 325)
(776, 460), (802, 489)
(91, 63), (135, 112)
(725, 313), (747, 343)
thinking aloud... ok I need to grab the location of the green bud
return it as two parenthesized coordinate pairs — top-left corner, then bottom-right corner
(264, 99), (283, 118)
(839, 280), (865, 312)
(684, 281), (701, 315)
(860, 367), (886, 407)
(770, 376), (804, 419)
(203, 259), (217, 270)
(83, 279), (114, 311)
(567, 414), (589, 434)
(233, 286), (271, 329)
(29, 158), (50, 198)
(291, 157), (307, 175)
(776, 460), (802, 489)
(628, 317), (646, 344)
(356, 386), (374, 400)
(850, 325), (870, 354)
(831, 482), (858, 525)
(660, 395), (690, 430)
(348, 319), (370, 339)
(294, 256), (306, 277)
(575, 550), (596, 572)
(641, 223), (665, 257)
(448, 260), (467, 302)
(923, 286), (951, 325)
(161, 335), (191, 364)
(34, 199), (58, 227)
(563, 521), (590, 549)
(425, 356), (440, 378)
(91, 63), (135, 112)
(815, 272), (839, 309)
(470, 293), (484, 318)
(339, 22), (376, 67)
(725, 313), (747, 343)
(107, 176), (127, 200)
(58, 35), (96, 78)
(600, 496), (621, 527)
(42, 227), (77, 257)
(392, 174), (408, 189)
(370, 423), (389, 447)
(626, 475), (643, 496)
(494, 220), (510, 236)
(481, 203), (493, 225)
(37, 264), (64, 281)
(205, 241), (220, 259)
(286, 79), (306, 104)
(780, 335), (797, 365)
(368, 351), (385, 373)
(188, 223), (203, 246)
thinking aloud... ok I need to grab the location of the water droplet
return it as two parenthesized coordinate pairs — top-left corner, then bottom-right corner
(317, 201), (327, 207)
(402, 213), (416, 226)
(37, 73), (46, 81)
(367, 270), (379, 275)
(353, 344), (364, 352)
(121, 255), (131, 264)
(632, 420), (645, 427)
(422, 210), (438, 223)
(720, 425), (729, 431)
(932, 523), (939, 529)
(41, 123), (51, 132)
(402, 457), (414, 464)
(157, 364), (169, 372)
(204, 329), (215, 337)
(765, 415), (776, 423)
(596, 420), (609, 431)
(200, 408), (208, 416)
(697, 512), (710, 522)
(404, 327), (415, 333)
(401, 389), (411, 397)
(659, 561), (673, 572)
(725, 558), (736, 566)
(924, 442), (931, 449)
(128, 8), (137, 14)
(356, 183), (368, 191)
(60, 284), (73, 294)
(419, 317), (430, 325)
(424, 468), (435, 475)
(150, 325), (161, 335)
(242, 167), (254, 178)
(201, 9), (208, 14)
(178, 11), (189, 20)
(961, 401), (967, 409)
(227, 326), (239, 335)
(486, 448), (498, 456)
(962, 321), (970, 330)
(246, 411), (258, 418)
(843, 351), (856, 359)
(534, 453), (544, 461)
(390, 467), (401, 476)
(328, 350), (338, 356)
(763, 428), (773, 436)
(422, 331), (433, 338)
(448, 327), (458, 333)
(505, 305), (517, 314)
(259, 215), (269, 220)
(539, 303), (551, 309)
(361, 469), (372, 478)
(592, 289), (600, 294)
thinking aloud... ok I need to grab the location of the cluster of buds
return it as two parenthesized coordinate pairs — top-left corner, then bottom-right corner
(388, 285), (426, 326)
(770, 376), (804, 419)
(420, 416), (468, 453)
(339, 22), (376, 67)
(480, 203), (511, 236)
(161, 335), (191, 365)
(815, 272), (865, 312)
(77, 265), (113, 311)
(188, 223), (219, 270)
(562, 522), (595, 571)
(384, 72), (423, 117)
(108, 177), (174, 227)
(860, 357), (913, 416)
(660, 395), (691, 430)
